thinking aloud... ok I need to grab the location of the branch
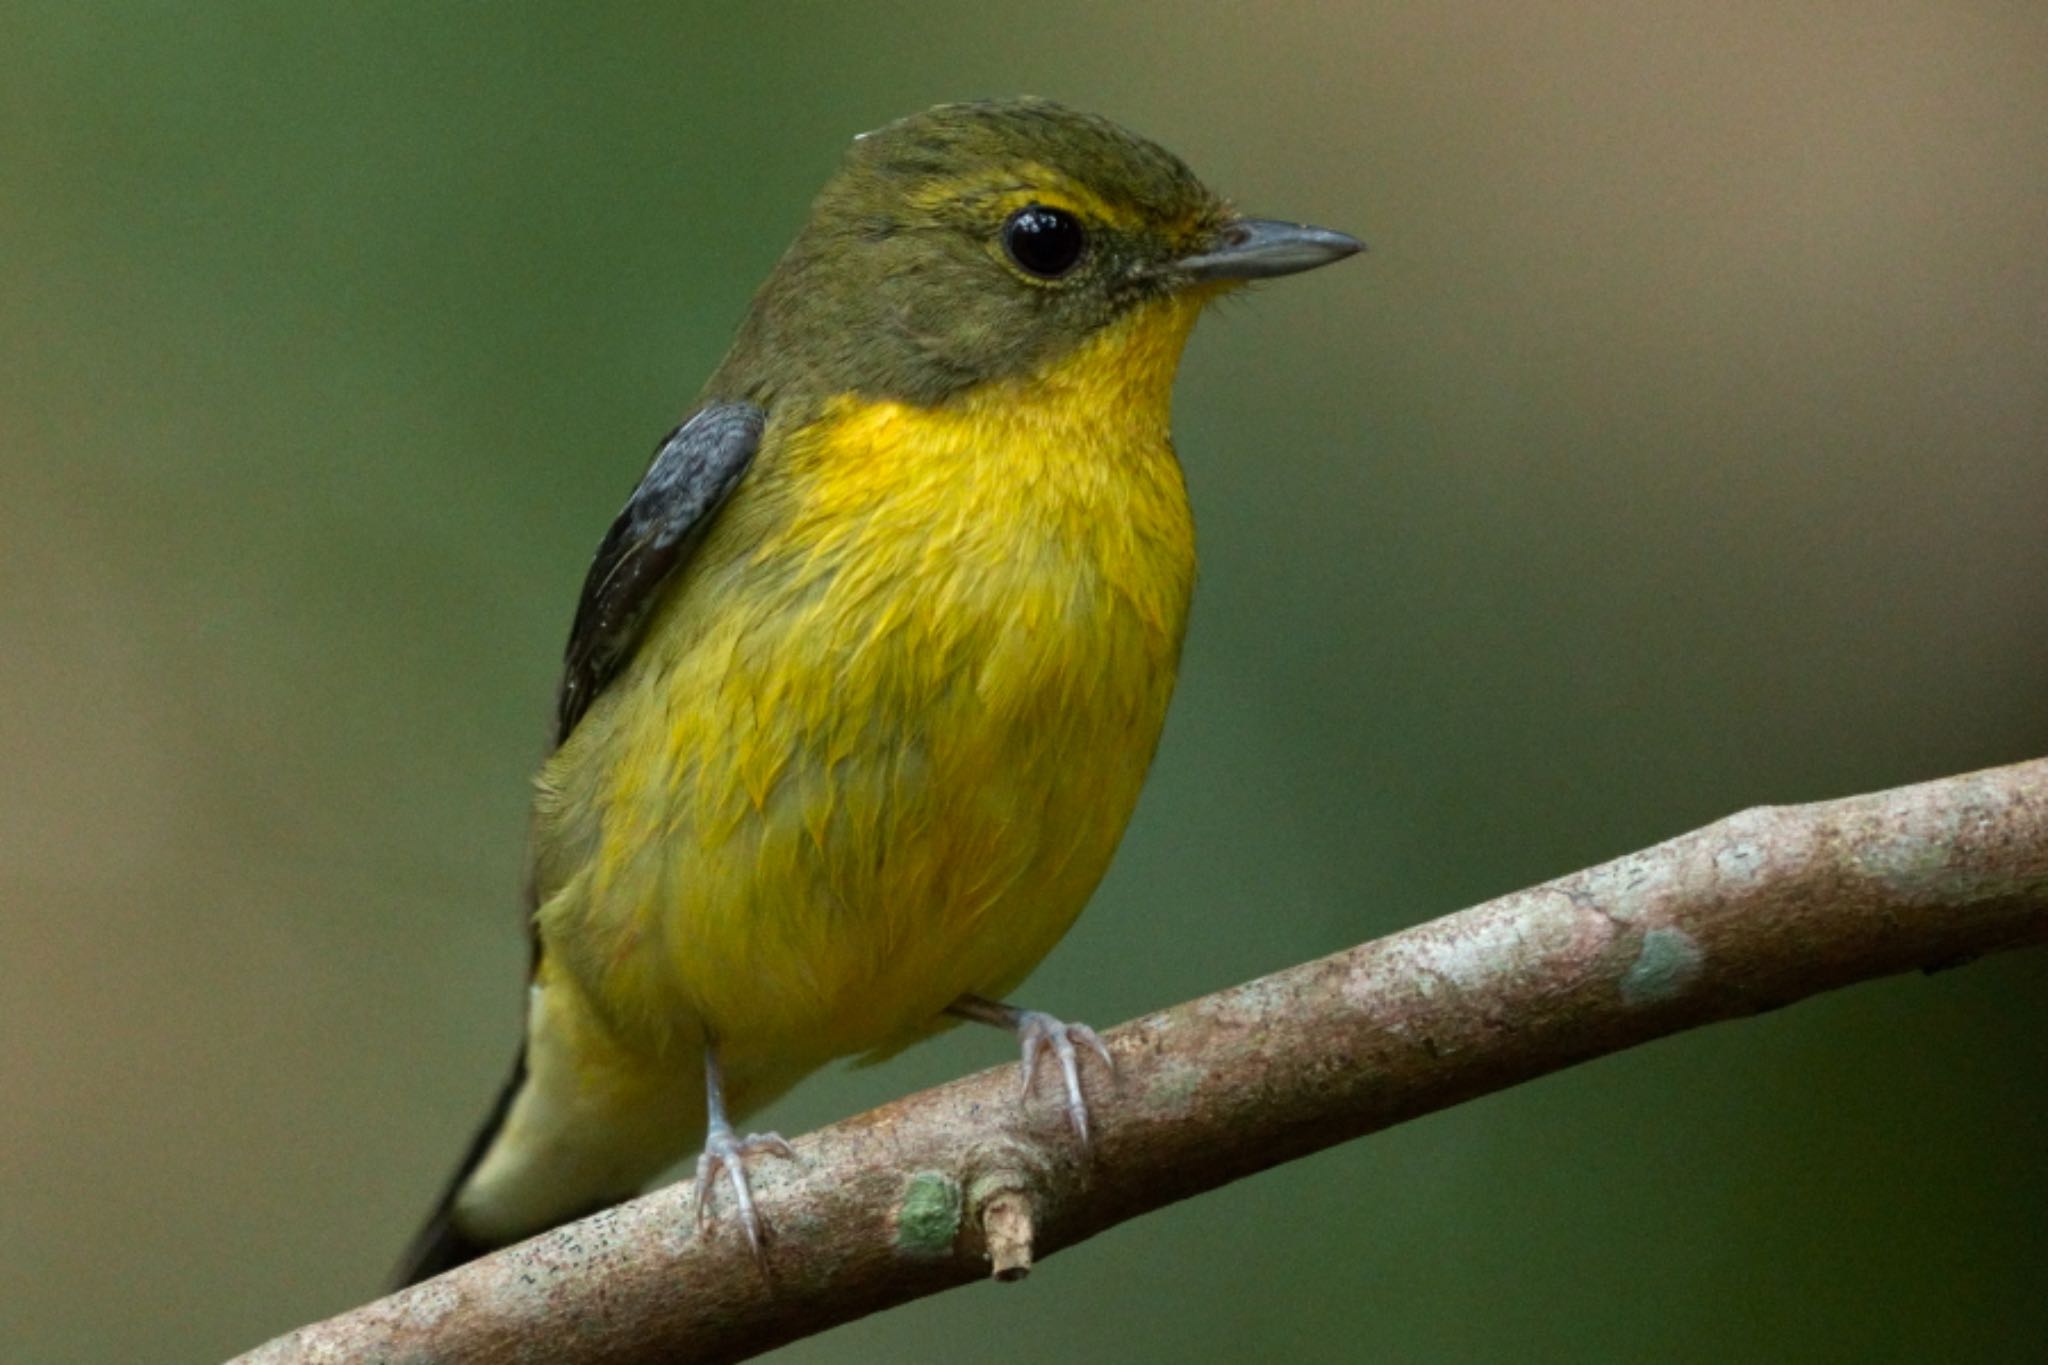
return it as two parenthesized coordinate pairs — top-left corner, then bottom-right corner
(234, 759), (2048, 1365)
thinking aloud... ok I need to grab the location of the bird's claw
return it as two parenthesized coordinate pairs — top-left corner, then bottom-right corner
(691, 1125), (795, 1261)
(1013, 1011), (1116, 1143)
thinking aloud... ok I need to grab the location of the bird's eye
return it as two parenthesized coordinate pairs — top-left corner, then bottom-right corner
(1002, 204), (1086, 278)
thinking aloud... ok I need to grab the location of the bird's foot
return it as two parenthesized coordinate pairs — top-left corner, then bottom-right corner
(1012, 1010), (1115, 1143)
(691, 1123), (795, 1262)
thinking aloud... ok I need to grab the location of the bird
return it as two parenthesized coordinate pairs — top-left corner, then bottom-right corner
(394, 97), (1360, 1288)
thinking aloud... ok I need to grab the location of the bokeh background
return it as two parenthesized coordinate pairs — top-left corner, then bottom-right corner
(5, 4), (2045, 1361)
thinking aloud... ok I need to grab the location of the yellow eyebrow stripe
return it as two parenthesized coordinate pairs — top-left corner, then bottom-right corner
(908, 165), (1142, 233)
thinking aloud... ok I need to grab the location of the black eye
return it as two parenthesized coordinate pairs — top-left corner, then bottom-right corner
(1002, 204), (1086, 278)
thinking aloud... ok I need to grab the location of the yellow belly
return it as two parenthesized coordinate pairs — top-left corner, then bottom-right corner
(531, 308), (1199, 1094)
(453, 299), (1203, 1240)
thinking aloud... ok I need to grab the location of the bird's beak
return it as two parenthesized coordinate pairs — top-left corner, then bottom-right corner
(1173, 218), (1364, 281)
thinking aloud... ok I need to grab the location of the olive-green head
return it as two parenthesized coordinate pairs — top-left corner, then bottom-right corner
(710, 98), (1360, 406)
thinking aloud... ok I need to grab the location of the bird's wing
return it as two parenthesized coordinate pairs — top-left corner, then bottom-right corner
(554, 400), (765, 744)
(391, 404), (761, 1289)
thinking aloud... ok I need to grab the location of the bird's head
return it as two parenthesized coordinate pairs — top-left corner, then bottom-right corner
(713, 98), (1360, 406)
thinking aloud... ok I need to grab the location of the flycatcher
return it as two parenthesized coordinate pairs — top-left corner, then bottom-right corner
(397, 97), (1360, 1286)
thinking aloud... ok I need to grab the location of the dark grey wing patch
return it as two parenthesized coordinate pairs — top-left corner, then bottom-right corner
(554, 401), (764, 745)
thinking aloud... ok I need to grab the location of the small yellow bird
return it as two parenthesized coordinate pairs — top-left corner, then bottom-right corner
(396, 97), (1359, 1285)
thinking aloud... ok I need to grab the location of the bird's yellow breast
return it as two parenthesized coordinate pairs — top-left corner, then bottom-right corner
(533, 295), (1203, 1089)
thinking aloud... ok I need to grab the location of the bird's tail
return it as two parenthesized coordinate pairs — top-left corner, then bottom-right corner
(389, 1045), (527, 1290)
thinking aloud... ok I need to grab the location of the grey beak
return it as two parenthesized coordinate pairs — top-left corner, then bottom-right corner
(1174, 218), (1364, 281)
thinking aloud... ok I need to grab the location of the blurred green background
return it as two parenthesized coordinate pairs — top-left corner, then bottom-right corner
(5, 3), (2045, 1361)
